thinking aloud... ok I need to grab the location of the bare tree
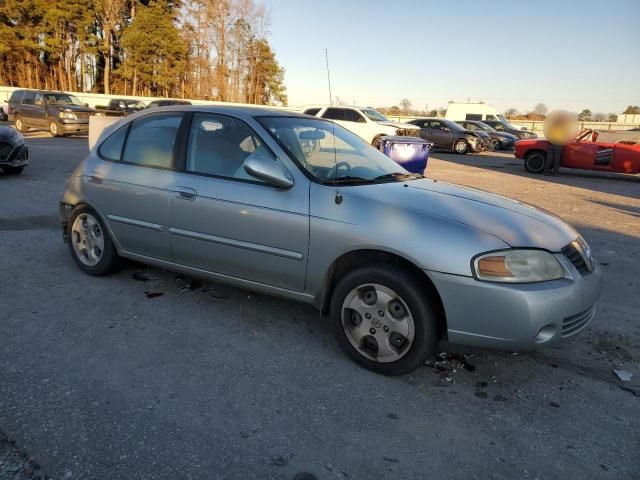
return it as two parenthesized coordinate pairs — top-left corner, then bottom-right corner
(533, 103), (548, 116)
(504, 108), (519, 119)
(399, 98), (412, 114)
(594, 112), (607, 122)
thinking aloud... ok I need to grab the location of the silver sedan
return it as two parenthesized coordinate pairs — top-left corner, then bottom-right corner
(59, 106), (603, 375)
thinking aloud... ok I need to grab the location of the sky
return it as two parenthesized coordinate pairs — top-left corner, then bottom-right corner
(262, 0), (640, 114)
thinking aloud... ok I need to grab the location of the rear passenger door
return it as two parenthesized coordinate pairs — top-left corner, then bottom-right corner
(321, 108), (368, 141)
(428, 121), (451, 148)
(87, 112), (185, 261)
(169, 112), (310, 291)
(20, 91), (37, 125)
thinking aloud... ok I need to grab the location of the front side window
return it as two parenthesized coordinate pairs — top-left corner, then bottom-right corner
(34, 93), (44, 107)
(186, 113), (273, 181)
(122, 113), (183, 168)
(22, 92), (35, 105)
(342, 109), (366, 123)
(258, 116), (419, 185)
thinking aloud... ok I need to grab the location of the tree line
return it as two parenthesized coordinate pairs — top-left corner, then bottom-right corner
(0, 0), (287, 105)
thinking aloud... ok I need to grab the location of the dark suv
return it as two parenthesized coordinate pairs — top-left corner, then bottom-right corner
(7, 90), (97, 137)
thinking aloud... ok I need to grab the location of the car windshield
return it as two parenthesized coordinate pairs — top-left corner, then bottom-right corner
(360, 108), (388, 122)
(475, 122), (495, 132)
(43, 93), (84, 106)
(257, 116), (421, 184)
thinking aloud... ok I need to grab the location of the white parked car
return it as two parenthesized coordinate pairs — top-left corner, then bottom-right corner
(302, 106), (420, 147)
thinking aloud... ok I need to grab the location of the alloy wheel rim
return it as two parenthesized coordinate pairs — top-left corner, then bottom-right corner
(341, 283), (415, 363)
(71, 213), (105, 266)
(455, 141), (466, 153)
(50, 122), (57, 135)
(16, 119), (22, 130)
(528, 155), (544, 172)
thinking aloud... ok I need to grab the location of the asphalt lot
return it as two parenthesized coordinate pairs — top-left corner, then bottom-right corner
(1, 129), (639, 479)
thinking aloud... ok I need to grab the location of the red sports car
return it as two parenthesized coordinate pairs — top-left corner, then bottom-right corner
(514, 129), (640, 175)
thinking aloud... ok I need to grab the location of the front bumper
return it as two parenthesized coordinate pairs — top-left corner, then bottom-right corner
(60, 119), (89, 133)
(0, 143), (29, 168)
(426, 256), (603, 350)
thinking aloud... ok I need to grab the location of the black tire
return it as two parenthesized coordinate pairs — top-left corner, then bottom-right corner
(67, 206), (120, 276)
(49, 118), (63, 137)
(452, 139), (469, 155)
(3, 166), (24, 175)
(524, 150), (546, 174)
(14, 116), (28, 133)
(330, 264), (440, 375)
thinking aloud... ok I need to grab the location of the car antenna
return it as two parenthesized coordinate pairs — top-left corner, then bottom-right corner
(326, 48), (342, 205)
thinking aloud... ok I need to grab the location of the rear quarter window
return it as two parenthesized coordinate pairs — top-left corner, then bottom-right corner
(9, 91), (24, 103)
(98, 125), (129, 161)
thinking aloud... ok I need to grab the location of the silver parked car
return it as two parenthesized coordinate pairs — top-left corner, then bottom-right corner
(60, 106), (603, 375)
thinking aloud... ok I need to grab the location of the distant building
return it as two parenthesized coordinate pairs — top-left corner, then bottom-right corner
(616, 113), (640, 124)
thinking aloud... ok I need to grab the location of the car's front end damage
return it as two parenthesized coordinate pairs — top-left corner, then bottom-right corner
(0, 126), (29, 172)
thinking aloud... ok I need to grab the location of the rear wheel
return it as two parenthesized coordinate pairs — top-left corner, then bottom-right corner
(14, 116), (27, 133)
(3, 166), (24, 175)
(524, 150), (546, 174)
(453, 139), (469, 154)
(68, 206), (120, 275)
(331, 264), (439, 375)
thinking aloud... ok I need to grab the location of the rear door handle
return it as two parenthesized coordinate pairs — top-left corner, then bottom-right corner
(173, 186), (197, 201)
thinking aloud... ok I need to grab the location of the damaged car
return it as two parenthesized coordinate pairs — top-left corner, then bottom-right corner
(0, 126), (29, 174)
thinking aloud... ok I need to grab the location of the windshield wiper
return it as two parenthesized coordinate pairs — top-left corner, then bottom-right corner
(322, 175), (374, 185)
(373, 172), (423, 182)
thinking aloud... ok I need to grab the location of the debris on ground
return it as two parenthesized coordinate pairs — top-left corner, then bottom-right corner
(175, 274), (204, 293)
(613, 369), (633, 382)
(0, 430), (49, 480)
(144, 291), (164, 299)
(425, 352), (476, 382)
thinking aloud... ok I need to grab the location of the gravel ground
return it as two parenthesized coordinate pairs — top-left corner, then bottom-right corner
(0, 133), (639, 479)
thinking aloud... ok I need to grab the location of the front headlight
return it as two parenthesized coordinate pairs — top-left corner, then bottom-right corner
(59, 111), (76, 120)
(473, 249), (564, 283)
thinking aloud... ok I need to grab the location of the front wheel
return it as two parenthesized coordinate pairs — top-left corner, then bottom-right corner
(68, 207), (120, 275)
(49, 118), (64, 137)
(330, 265), (440, 375)
(372, 135), (385, 150)
(524, 151), (546, 174)
(453, 139), (469, 154)
(492, 139), (501, 151)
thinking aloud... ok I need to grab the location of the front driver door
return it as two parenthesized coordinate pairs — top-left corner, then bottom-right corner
(169, 112), (310, 292)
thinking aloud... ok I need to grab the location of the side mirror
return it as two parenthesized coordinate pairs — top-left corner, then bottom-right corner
(244, 155), (293, 188)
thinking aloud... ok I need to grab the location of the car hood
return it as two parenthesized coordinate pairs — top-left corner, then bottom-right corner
(58, 105), (97, 113)
(377, 121), (420, 130)
(0, 126), (25, 145)
(348, 178), (578, 251)
(492, 132), (518, 141)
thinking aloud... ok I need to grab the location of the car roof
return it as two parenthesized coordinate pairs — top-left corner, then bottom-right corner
(131, 104), (309, 119)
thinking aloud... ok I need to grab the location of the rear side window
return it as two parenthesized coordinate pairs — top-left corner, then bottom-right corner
(98, 125), (129, 161)
(9, 91), (24, 103)
(303, 108), (320, 116)
(22, 92), (35, 105)
(465, 114), (482, 120)
(122, 113), (183, 168)
(322, 108), (345, 120)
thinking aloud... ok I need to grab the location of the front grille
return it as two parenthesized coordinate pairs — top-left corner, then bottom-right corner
(0, 142), (13, 160)
(75, 112), (92, 120)
(562, 306), (595, 337)
(561, 242), (590, 275)
(395, 128), (419, 137)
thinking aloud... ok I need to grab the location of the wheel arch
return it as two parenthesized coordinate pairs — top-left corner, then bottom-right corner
(318, 249), (447, 335)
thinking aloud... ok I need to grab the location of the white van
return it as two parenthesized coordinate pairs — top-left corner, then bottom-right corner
(444, 102), (506, 123)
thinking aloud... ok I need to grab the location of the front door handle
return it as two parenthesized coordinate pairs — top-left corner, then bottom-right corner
(174, 186), (197, 201)
(88, 173), (103, 184)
